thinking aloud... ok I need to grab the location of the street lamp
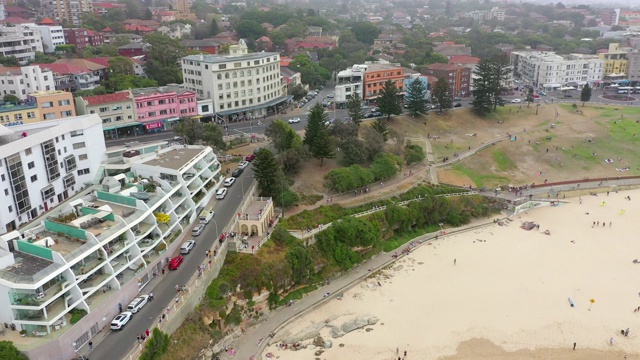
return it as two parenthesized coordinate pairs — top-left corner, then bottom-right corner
(210, 218), (219, 239)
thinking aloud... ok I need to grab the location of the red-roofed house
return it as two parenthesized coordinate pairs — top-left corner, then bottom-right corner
(255, 36), (273, 51)
(39, 17), (56, 25)
(123, 19), (160, 30)
(124, 24), (154, 34)
(0, 16), (33, 25)
(35, 62), (100, 92)
(5, 6), (31, 19)
(75, 90), (137, 137)
(284, 37), (336, 53)
(423, 63), (471, 98)
(211, 31), (238, 44)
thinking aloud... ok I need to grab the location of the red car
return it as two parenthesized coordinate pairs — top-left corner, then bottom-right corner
(168, 256), (184, 270)
(245, 154), (256, 162)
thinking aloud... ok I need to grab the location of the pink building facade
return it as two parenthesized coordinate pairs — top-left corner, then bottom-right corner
(131, 86), (198, 131)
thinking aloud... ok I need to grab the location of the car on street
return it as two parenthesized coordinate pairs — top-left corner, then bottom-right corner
(127, 295), (149, 314)
(563, 93), (573, 97)
(110, 312), (133, 330)
(180, 240), (196, 254)
(191, 224), (205, 236)
(224, 177), (236, 187)
(288, 117), (301, 124)
(510, 99), (522, 103)
(238, 161), (250, 170)
(538, 91), (546, 96)
(216, 187), (228, 199)
(454, 97), (462, 101)
(371, 111), (383, 117)
(172, 136), (183, 141)
(245, 154), (256, 162)
(168, 255), (184, 270)
(232, 168), (244, 177)
(453, 103), (462, 108)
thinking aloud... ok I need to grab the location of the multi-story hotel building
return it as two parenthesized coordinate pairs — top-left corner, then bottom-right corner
(510, 51), (604, 90)
(0, 115), (222, 359)
(181, 39), (288, 120)
(28, 90), (76, 120)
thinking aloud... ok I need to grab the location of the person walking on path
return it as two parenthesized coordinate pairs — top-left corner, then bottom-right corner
(454, 259), (456, 265)
(89, 341), (93, 350)
(573, 342), (576, 350)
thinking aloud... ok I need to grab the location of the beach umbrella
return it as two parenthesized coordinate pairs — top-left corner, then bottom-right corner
(589, 298), (595, 311)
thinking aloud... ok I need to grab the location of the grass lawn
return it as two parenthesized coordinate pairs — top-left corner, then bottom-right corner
(491, 150), (516, 171)
(452, 164), (510, 188)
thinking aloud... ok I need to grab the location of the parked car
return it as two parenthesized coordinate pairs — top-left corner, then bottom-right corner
(110, 312), (133, 330)
(180, 240), (196, 254)
(168, 256), (184, 270)
(245, 154), (256, 162)
(563, 94), (573, 98)
(191, 224), (205, 236)
(224, 177), (236, 187)
(238, 161), (250, 170)
(232, 168), (243, 177)
(454, 97), (462, 101)
(216, 187), (228, 199)
(253, 147), (262, 155)
(172, 136), (183, 141)
(288, 117), (301, 124)
(539, 91), (546, 96)
(127, 295), (149, 314)
(371, 111), (383, 117)
(453, 103), (462, 108)
(510, 98), (522, 103)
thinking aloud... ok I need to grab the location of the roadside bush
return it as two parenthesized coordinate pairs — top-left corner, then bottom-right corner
(404, 143), (426, 165)
(139, 328), (169, 360)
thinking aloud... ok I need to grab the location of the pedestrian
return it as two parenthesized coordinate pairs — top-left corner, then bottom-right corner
(149, 292), (154, 301)
(610, 221), (612, 227)
(146, 329), (150, 337)
(454, 259), (456, 265)
(136, 334), (140, 343)
(89, 341), (93, 350)
(573, 342), (576, 350)
(118, 303), (122, 312)
(610, 337), (614, 345)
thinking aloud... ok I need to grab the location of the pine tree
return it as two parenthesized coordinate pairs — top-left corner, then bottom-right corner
(377, 80), (402, 120)
(253, 148), (281, 197)
(371, 117), (389, 141)
(526, 87), (534, 107)
(304, 104), (335, 166)
(580, 83), (592, 107)
(432, 77), (453, 114)
(488, 54), (511, 111)
(346, 92), (364, 126)
(471, 59), (495, 116)
(405, 77), (428, 117)
(210, 19), (219, 37)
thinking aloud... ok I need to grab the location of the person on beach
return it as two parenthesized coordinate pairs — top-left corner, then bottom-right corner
(454, 259), (456, 265)
(610, 337), (614, 345)
(573, 342), (576, 350)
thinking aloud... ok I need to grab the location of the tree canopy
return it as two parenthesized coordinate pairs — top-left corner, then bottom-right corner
(431, 77), (453, 114)
(405, 78), (428, 117)
(143, 33), (186, 85)
(377, 80), (402, 120)
(304, 104), (335, 166)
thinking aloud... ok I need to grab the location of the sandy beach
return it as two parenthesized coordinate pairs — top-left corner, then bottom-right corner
(264, 189), (640, 360)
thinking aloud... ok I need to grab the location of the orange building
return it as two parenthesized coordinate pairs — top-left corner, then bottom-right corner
(27, 90), (76, 121)
(363, 64), (405, 103)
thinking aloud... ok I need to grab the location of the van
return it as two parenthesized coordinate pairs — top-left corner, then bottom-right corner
(126, 295), (149, 313)
(199, 210), (214, 224)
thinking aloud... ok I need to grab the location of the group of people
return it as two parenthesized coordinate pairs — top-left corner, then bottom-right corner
(136, 328), (151, 344)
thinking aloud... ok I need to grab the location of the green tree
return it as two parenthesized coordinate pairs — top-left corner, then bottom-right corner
(108, 56), (134, 75)
(340, 139), (367, 166)
(139, 328), (169, 360)
(144, 33), (186, 85)
(370, 117), (389, 142)
(526, 87), (534, 107)
(303, 104), (334, 166)
(289, 54), (331, 87)
(370, 152), (401, 181)
(288, 84), (307, 101)
(431, 77), (453, 114)
(236, 20), (267, 39)
(32, 51), (57, 63)
(172, 117), (203, 144)
(377, 80), (402, 120)
(362, 126), (385, 160)
(253, 148), (281, 197)
(202, 123), (227, 151)
(3, 94), (20, 104)
(405, 78), (428, 116)
(0, 341), (27, 360)
(580, 83), (592, 107)
(0, 56), (19, 66)
(278, 146), (309, 176)
(346, 92), (364, 126)
(471, 59), (495, 116)
(350, 22), (381, 45)
(286, 245), (314, 284)
(404, 143), (426, 165)
(143, 7), (153, 20)
(488, 54), (512, 111)
(265, 119), (300, 153)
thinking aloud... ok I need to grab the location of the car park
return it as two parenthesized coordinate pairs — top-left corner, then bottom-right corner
(216, 187), (228, 199)
(510, 99), (522, 103)
(168, 256), (184, 270)
(224, 177), (236, 187)
(288, 117), (301, 124)
(127, 295), (149, 314)
(232, 168), (243, 177)
(245, 154), (256, 162)
(192, 224), (205, 236)
(238, 161), (250, 170)
(180, 240), (196, 254)
(110, 312), (132, 330)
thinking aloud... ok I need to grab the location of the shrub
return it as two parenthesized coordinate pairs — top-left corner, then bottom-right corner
(404, 143), (426, 165)
(324, 165), (374, 192)
(70, 309), (87, 324)
(370, 153), (402, 181)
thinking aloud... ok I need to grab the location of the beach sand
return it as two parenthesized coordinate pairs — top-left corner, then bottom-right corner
(264, 189), (640, 360)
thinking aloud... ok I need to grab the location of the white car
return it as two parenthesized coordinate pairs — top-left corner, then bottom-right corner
(180, 239), (196, 254)
(110, 312), (132, 330)
(288, 117), (301, 124)
(191, 224), (205, 236)
(224, 177), (236, 187)
(238, 161), (250, 170)
(216, 188), (228, 199)
(510, 98), (522, 103)
(127, 295), (149, 314)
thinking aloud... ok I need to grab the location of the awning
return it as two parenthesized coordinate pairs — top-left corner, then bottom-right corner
(216, 95), (294, 116)
(543, 83), (561, 88)
(166, 117), (180, 122)
(560, 86), (575, 90)
(103, 122), (142, 131)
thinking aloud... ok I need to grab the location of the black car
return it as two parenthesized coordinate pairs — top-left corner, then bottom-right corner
(453, 103), (462, 108)
(232, 168), (244, 177)
(364, 112), (375, 118)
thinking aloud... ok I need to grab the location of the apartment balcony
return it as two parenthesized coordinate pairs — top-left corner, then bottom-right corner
(77, 74), (100, 84)
(174, 204), (189, 219)
(169, 190), (187, 209)
(187, 177), (203, 193)
(133, 221), (154, 240)
(77, 268), (110, 293)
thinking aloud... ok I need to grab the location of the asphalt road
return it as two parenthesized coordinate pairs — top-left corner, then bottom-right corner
(89, 166), (256, 360)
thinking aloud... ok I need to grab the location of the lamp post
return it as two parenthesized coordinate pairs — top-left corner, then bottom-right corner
(211, 218), (219, 239)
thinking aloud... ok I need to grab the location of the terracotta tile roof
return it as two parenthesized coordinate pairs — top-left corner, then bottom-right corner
(53, 59), (107, 71)
(427, 63), (466, 71)
(84, 57), (111, 68)
(39, 17), (55, 25)
(124, 25), (153, 32)
(0, 17), (33, 24)
(81, 92), (132, 106)
(35, 63), (88, 75)
(448, 55), (481, 65)
(0, 66), (22, 75)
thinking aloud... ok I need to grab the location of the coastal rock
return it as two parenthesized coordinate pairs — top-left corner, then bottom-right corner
(324, 339), (333, 348)
(313, 335), (325, 347)
(281, 322), (327, 343)
(339, 315), (380, 335)
(330, 325), (344, 338)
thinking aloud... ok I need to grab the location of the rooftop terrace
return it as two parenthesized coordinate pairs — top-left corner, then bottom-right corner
(142, 147), (207, 171)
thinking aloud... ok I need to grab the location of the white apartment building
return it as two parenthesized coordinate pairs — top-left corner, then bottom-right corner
(40, 0), (93, 25)
(181, 39), (288, 119)
(510, 51), (604, 91)
(0, 65), (55, 100)
(0, 122), (222, 358)
(0, 26), (43, 65)
(334, 65), (366, 105)
(24, 24), (66, 53)
(488, 7), (505, 22)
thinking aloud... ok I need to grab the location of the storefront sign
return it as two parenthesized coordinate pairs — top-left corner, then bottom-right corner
(145, 121), (163, 130)
(5, 121), (24, 127)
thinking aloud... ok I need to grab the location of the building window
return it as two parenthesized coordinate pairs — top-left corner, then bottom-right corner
(27, 161), (35, 169)
(14, 113), (22, 121)
(78, 154), (88, 161)
(64, 155), (77, 172)
(77, 168), (90, 175)
(73, 142), (86, 149)
(25, 148), (32, 155)
(61, 110), (73, 117)
(42, 101), (54, 108)
(44, 113), (56, 120)
(30, 175), (37, 182)
(58, 99), (71, 106)
(70, 130), (83, 137)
